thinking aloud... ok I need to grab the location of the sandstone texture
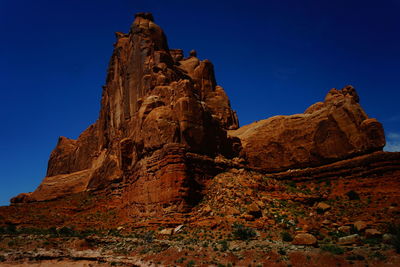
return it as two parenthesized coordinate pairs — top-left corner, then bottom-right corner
(229, 85), (386, 172)
(292, 233), (317, 246)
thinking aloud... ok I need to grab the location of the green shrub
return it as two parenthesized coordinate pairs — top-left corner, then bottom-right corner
(346, 190), (360, 200)
(278, 247), (286, 255)
(370, 251), (387, 261)
(5, 224), (16, 234)
(186, 260), (196, 267)
(58, 226), (76, 237)
(346, 254), (365, 261)
(281, 231), (293, 242)
(232, 222), (256, 240)
(363, 237), (381, 246)
(321, 244), (344, 255)
(316, 208), (324, 215)
(388, 223), (400, 253)
(143, 230), (154, 243)
(218, 240), (229, 252)
(176, 257), (186, 263)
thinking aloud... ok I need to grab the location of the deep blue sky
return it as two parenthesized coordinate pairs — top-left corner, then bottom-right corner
(1, 0), (399, 206)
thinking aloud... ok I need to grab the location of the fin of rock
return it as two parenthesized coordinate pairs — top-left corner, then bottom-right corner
(229, 85), (385, 172)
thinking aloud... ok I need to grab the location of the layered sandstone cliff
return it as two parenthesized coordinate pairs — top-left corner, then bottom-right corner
(11, 13), (240, 212)
(11, 13), (387, 215)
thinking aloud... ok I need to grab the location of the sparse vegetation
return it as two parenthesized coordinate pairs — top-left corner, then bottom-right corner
(321, 244), (344, 255)
(6, 224), (16, 234)
(218, 240), (229, 252)
(370, 251), (387, 261)
(176, 257), (187, 263)
(232, 222), (256, 240)
(187, 259), (196, 267)
(346, 254), (365, 261)
(388, 223), (400, 253)
(346, 190), (360, 200)
(58, 226), (77, 237)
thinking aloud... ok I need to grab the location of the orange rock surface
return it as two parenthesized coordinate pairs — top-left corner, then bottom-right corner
(229, 85), (385, 172)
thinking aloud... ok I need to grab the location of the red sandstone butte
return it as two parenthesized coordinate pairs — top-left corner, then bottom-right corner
(11, 13), (387, 215)
(12, 12), (240, 213)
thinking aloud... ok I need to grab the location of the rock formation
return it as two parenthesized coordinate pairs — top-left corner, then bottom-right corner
(229, 85), (385, 172)
(11, 13), (387, 216)
(11, 12), (240, 213)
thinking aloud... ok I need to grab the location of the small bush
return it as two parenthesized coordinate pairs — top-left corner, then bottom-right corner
(346, 190), (360, 200)
(278, 247), (287, 255)
(19, 227), (51, 235)
(363, 237), (381, 246)
(388, 223), (400, 253)
(5, 224), (16, 234)
(176, 257), (186, 263)
(346, 254), (365, 261)
(232, 222), (256, 240)
(370, 251), (387, 261)
(316, 208), (324, 215)
(143, 230), (154, 243)
(281, 231), (293, 242)
(328, 231), (347, 239)
(321, 244), (344, 255)
(186, 260), (196, 267)
(218, 240), (229, 252)
(58, 226), (76, 237)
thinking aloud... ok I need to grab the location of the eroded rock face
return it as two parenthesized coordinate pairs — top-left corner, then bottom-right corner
(12, 13), (240, 211)
(229, 86), (385, 172)
(11, 13), (387, 216)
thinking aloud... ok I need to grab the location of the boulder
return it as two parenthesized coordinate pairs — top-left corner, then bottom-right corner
(338, 226), (351, 234)
(365, 228), (382, 238)
(354, 221), (368, 232)
(159, 228), (174, 235)
(338, 234), (360, 245)
(247, 203), (262, 218)
(316, 202), (331, 212)
(292, 233), (317, 246)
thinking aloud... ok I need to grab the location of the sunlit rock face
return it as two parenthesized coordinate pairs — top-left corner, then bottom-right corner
(229, 85), (385, 172)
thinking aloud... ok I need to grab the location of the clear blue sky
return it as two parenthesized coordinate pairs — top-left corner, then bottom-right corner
(1, 0), (399, 206)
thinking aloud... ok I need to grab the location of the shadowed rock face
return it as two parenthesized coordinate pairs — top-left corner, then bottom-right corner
(229, 85), (385, 172)
(11, 14), (386, 214)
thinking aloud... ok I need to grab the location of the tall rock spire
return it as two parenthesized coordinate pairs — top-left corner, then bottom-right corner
(13, 13), (240, 214)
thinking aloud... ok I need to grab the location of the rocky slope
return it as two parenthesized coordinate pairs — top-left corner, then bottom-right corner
(1, 12), (400, 266)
